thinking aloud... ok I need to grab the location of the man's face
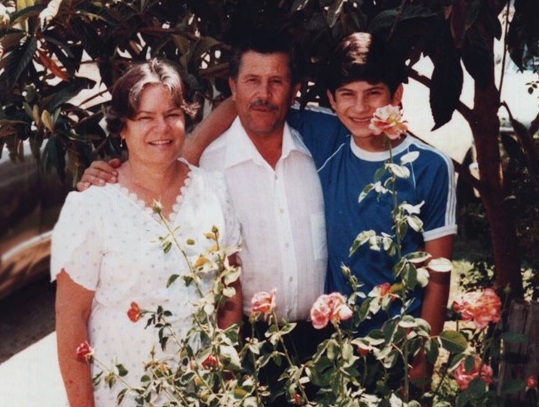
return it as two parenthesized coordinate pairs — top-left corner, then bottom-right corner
(328, 81), (403, 148)
(229, 51), (298, 141)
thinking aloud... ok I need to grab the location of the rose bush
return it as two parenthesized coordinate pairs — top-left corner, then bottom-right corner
(74, 106), (529, 406)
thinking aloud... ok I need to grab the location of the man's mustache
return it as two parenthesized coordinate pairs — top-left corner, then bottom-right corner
(250, 100), (278, 110)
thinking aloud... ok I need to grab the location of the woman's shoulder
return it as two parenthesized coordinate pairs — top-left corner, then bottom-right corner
(62, 183), (120, 212)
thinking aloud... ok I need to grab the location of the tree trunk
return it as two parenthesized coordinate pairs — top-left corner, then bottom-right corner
(471, 80), (524, 298)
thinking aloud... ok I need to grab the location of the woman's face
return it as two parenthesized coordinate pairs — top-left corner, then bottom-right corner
(121, 84), (186, 166)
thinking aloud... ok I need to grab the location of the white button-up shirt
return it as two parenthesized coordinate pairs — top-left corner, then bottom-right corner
(200, 117), (327, 321)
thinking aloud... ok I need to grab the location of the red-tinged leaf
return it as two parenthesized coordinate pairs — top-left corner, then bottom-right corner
(430, 45), (463, 130)
(450, 0), (467, 48)
(461, 27), (494, 89)
(37, 49), (70, 81)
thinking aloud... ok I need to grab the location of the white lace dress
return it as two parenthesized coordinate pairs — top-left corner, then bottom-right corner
(51, 162), (241, 406)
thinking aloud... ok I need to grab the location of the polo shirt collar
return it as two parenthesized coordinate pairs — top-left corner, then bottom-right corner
(349, 134), (413, 162)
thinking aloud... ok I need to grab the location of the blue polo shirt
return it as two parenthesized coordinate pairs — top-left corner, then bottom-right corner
(288, 106), (457, 334)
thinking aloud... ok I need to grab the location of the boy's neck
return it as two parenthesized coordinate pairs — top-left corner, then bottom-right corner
(352, 134), (406, 153)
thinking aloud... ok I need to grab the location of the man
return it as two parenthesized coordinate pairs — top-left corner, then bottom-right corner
(194, 32), (456, 383)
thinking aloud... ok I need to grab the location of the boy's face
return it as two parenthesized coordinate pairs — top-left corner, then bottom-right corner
(328, 81), (403, 150)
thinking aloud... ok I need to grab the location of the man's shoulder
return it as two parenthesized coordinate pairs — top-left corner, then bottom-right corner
(199, 131), (232, 170)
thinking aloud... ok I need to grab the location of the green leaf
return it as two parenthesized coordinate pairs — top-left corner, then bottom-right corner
(326, 0), (344, 28)
(424, 337), (440, 363)
(407, 215), (424, 232)
(387, 163), (410, 179)
(439, 330), (468, 353)
(42, 78), (97, 111)
(350, 230), (376, 256)
(467, 376), (489, 396)
(359, 183), (375, 202)
(373, 165), (387, 182)
(403, 263), (418, 290)
(117, 388), (128, 405)
(5, 35), (38, 86)
(341, 341), (357, 367)
(400, 151), (420, 165)
(166, 274), (180, 288)
(116, 363), (129, 377)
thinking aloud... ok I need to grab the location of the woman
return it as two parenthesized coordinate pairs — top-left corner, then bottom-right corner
(51, 60), (242, 406)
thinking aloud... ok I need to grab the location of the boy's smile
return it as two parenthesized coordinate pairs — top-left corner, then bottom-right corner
(328, 81), (403, 152)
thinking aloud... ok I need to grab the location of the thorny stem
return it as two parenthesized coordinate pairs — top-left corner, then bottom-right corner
(335, 326), (348, 397)
(93, 356), (184, 405)
(269, 311), (310, 403)
(402, 340), (410, 401)
(145, 364), (189, 405)
(248, 322), (264, 406)
(157, 210), (205, 299)
(156, 210), (241, 402)
(387, 136), (402, 260)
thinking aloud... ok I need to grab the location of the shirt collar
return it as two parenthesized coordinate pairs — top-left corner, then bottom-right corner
(224, 117), (312, 169)
(349, 134), (412, 162)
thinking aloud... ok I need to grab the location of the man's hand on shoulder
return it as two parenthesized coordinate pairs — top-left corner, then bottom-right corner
(76, 158), (122, 192)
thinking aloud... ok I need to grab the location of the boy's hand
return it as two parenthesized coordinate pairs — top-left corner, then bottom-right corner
(76, 158), (122, 191)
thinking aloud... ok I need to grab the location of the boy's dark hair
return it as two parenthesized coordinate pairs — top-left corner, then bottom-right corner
(326, 32), (407, 95)
(228, 28), (301, 84)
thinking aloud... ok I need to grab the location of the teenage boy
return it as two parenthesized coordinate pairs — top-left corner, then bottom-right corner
(287, 32), (456, 341)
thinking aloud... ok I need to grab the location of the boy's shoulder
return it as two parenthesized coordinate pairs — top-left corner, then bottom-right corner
(288, 103), (342, 126)
(401, 137), (453, 168)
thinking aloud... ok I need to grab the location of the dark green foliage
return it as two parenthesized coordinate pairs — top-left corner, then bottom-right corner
(0, 0), (537, 187)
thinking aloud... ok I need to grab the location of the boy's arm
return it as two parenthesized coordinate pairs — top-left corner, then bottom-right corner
(410, 234), (453, 387)
(182, 97), (236, 165)
(421, 234), (454, 336)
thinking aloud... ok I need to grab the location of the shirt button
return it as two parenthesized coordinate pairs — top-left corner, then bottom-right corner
(285, 242), (290, 248)
(289, 277), (293, 282)
(280, 208), (285, 214)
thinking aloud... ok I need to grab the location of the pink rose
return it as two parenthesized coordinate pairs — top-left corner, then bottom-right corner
(328, 292), (353, 322)
(76, 341), (94, 363)
(452, 356), (494, 390)
(311, 295), (332, 329)
(310, 292), (353, 329)
(251, 289), (276, 315)
(369, 105), (408, 140)
(452, 288), (501, 329)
